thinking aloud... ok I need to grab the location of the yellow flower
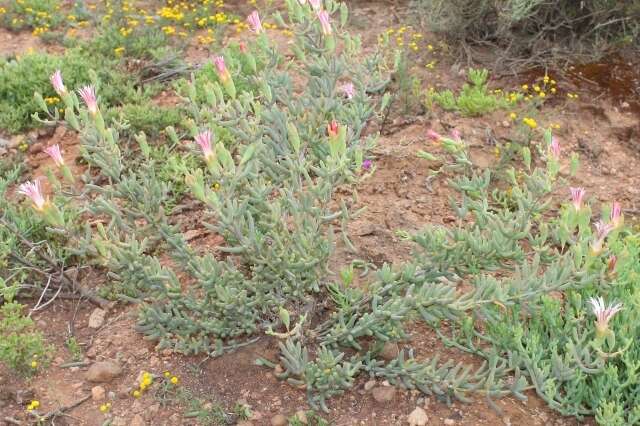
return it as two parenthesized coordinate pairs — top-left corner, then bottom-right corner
(521, 84), (528, 91)
(533, 85), (541, 92)
(132, 390), (141, 398)
(543, 75), (549, 84)
(114, 47), (125, 56)
(170, 376), (179, 385)
(164, 371), (171, 378)
(31, 360), (38, 368)
(550, 87), (556, 94)
(539, 92), (546, 98)
(509, 112), (517, 120)
(99, 402), (112, 413)
(523, 117), (538, 129)
(27, 400), (40, 411)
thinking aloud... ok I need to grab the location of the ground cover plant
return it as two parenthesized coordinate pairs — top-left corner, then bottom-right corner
(1, 0), (640, 424)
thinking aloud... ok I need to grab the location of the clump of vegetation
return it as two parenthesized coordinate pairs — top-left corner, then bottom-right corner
(0, 302), (51, 375)
(413, 0), (640, 66)
(427, 68), (520, 116)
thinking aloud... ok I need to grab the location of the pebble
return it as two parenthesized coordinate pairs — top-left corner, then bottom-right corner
(371, 386), (396, 403)
(379, 342), (399, 361)
(91, 386), (105, 401)
(88, 308), (106, 329)
(407, 407), (429, 426)
(86, 361), (122, 383)
(444, 419), (455, 425)
(364, 380), (376, 391)
(270, 414), (288, 426)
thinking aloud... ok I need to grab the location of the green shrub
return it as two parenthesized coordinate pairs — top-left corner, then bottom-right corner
(428, 68), (520, 116)
(413, 0), (640, 64)
(0, 302), (51, 375)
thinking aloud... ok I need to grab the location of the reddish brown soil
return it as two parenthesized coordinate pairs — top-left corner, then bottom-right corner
(2, 1), (639, 425)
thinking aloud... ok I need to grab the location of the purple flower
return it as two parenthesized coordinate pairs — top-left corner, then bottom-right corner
(18, 180), (46, 210)
(50, 70), (66, 96)
(77, 85), (98, 115)
(610, 201), (623, 228)
(44, 144), (64, 167)
(569, 187), (585, 211)
(362, 159), (372, 170)
(589, 296), (622, 337)
(247, 11), (263, 34)
(194, 130), (214, 161)
(340, 82), (355, 99)
(317, 10), (332, 35)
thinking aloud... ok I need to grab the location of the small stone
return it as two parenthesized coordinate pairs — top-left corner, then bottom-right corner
(294, 410), (308, 424)
(91, 386), (105, 401)
(144, 404), (160, 421)
(364, 380), (376, 391)
(407, 407), (429, 426)
(130, 414), (145, 426)
(274, 364), (284, 375)
(270, 414), (288, 426)
(371, 386), (396, 403)
(107, 391), (116, 400)
(88, 308), (107, 329)
(621, 101), (630, 109)
(379, 342), (399, 361)
(237, 422), (254, 426)
(86, 346), (97, 359)
(86, 361), (122, 383)
(444, 419), (455, 425)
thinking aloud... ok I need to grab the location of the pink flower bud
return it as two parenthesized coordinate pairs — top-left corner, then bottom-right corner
(50, 70), (66, 96)
(317, 10), (332, 35)
(44, 144), (64, 167)
(591, 220), (614, 255)
(213, 56), (229, 82)
(239, 42), (248, 54)
(247, 11), (263, 34)
(77, 85), (98, 115)
(18, 180), (46, 211)
(427, 129), (442, 142)
(607, 255), (617, 275)
(589, 296), (622, 338)
(610, 201), (623, 228)
(569, 187), (585, 211)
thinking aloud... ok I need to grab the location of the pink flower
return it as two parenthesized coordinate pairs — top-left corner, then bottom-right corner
(591, 220), (614, 255)
(451, 129), (461, 141)
(309, 0), (321, 10)
(194, 130), (214, 160)
(50, 70), (66, 96)
(44, 144), (64, 167)
(610, 201), (623, 228)
(317, 10), (332, 35)
(18, 180), (46, 210)
(213, 56), (230, 82)
(77, 85), (98, 115)
(549, 136), (561, 159)
(362, 159), (373, 170)
(589, 296), (622, 337)
(247, 11), (263, 34)
(327, 120), (339, 138)
(340, 82), (355, 99)
(569, 187), (585, 211)
(427, 129), (442, 142)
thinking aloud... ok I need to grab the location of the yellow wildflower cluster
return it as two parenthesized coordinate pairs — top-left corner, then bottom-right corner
(378, 26), (427, 53)
(26, 400), (40, 411)
(520, 74), (557, 101)
(99, 402), (112, 413)
(523, 117), (538, 129)
(164, 371), (180, 385)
